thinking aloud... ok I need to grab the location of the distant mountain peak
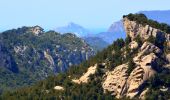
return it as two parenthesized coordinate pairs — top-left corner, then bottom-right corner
(107, 20), (125, 33)
(68, 22), (78, 27)
(54, 22), (90, 37)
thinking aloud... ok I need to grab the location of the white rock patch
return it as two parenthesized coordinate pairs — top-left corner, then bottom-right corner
(54, 86), (64, 91)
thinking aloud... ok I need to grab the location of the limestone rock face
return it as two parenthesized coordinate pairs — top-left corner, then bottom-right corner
(102, 42), (159, 98)
(14, 45), (27, 54)
(127, 53), (156, 98)
(72, 64), (97, 84)
(123, 18), (166, 42)
(129, 41), (138, 50)
(44, 51), (55, 67)
(134, 42), (161, 61)
(102, 64), (128, 98)
(140, 42), (161, 54)
(54, 86), (64, 91)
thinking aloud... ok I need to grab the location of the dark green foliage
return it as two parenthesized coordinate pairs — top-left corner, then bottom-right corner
(124, 13), (170, 33)
(125, 35), (132, 45)
(134, 35), (142, 47)
(147, 35), (165, 49)
(144, 66), (170, 99)
(126, 58), (136, 76)
(0, 71), (115, 100)
(83, 37), (109, 52)
(146, 35), (156, 44)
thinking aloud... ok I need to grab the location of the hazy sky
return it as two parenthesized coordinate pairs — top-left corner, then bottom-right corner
(0, 0), (170, 31)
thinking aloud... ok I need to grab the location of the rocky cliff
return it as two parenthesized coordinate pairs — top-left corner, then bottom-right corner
(101, 15), (170, 99)
(123, 17), (170, 42)
(103, 14), (170, 99)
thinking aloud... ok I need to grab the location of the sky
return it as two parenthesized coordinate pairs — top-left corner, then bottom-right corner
(0, 0), (170, 32)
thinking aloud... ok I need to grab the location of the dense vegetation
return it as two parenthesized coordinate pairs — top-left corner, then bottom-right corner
(145, 66), (170, 99)
(123, 13), (170, 33)
(0, 35), (141, 100)
(0, 27), (94, 93)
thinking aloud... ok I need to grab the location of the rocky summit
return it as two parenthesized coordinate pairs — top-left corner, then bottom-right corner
(1, 14), (170, 100)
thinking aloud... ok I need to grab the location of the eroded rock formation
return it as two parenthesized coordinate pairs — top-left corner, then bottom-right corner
(72, 64), (97, 84)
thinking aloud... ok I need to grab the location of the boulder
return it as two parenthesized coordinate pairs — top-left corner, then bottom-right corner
(54, 86), (64, 91)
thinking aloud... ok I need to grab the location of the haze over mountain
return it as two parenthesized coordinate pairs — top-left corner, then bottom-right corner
(96, 20), (126, 44)
(54, 22), (91, 37)
(54, 22), (109, 51)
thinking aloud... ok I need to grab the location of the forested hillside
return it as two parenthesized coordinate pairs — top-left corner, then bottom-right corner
(0, 26), (94, 93)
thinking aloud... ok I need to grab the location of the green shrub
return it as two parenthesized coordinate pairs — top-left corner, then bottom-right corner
(126, 58), (136, 76)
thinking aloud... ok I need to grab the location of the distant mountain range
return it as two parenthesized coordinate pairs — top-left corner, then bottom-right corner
(54, 10), (170, 45)
(54, 22), (91, 37)
(95, 20), (126, 44)
(54, 23), (109, 51)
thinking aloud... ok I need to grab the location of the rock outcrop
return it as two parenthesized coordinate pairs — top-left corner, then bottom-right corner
(102, 17), (167, 99)
(72, 64), (97, 84)
(123, 17), (167, 43)
(126, 53), (156, 98)
(44, 50), (55, 69)
(102, 64), (128, 98)
(129, 41), (138, 50)
(29, 26), (44, 36)
(54, 86), (64, 91)
(133, 42), (161, 62)
(102, 44), (157, 98)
